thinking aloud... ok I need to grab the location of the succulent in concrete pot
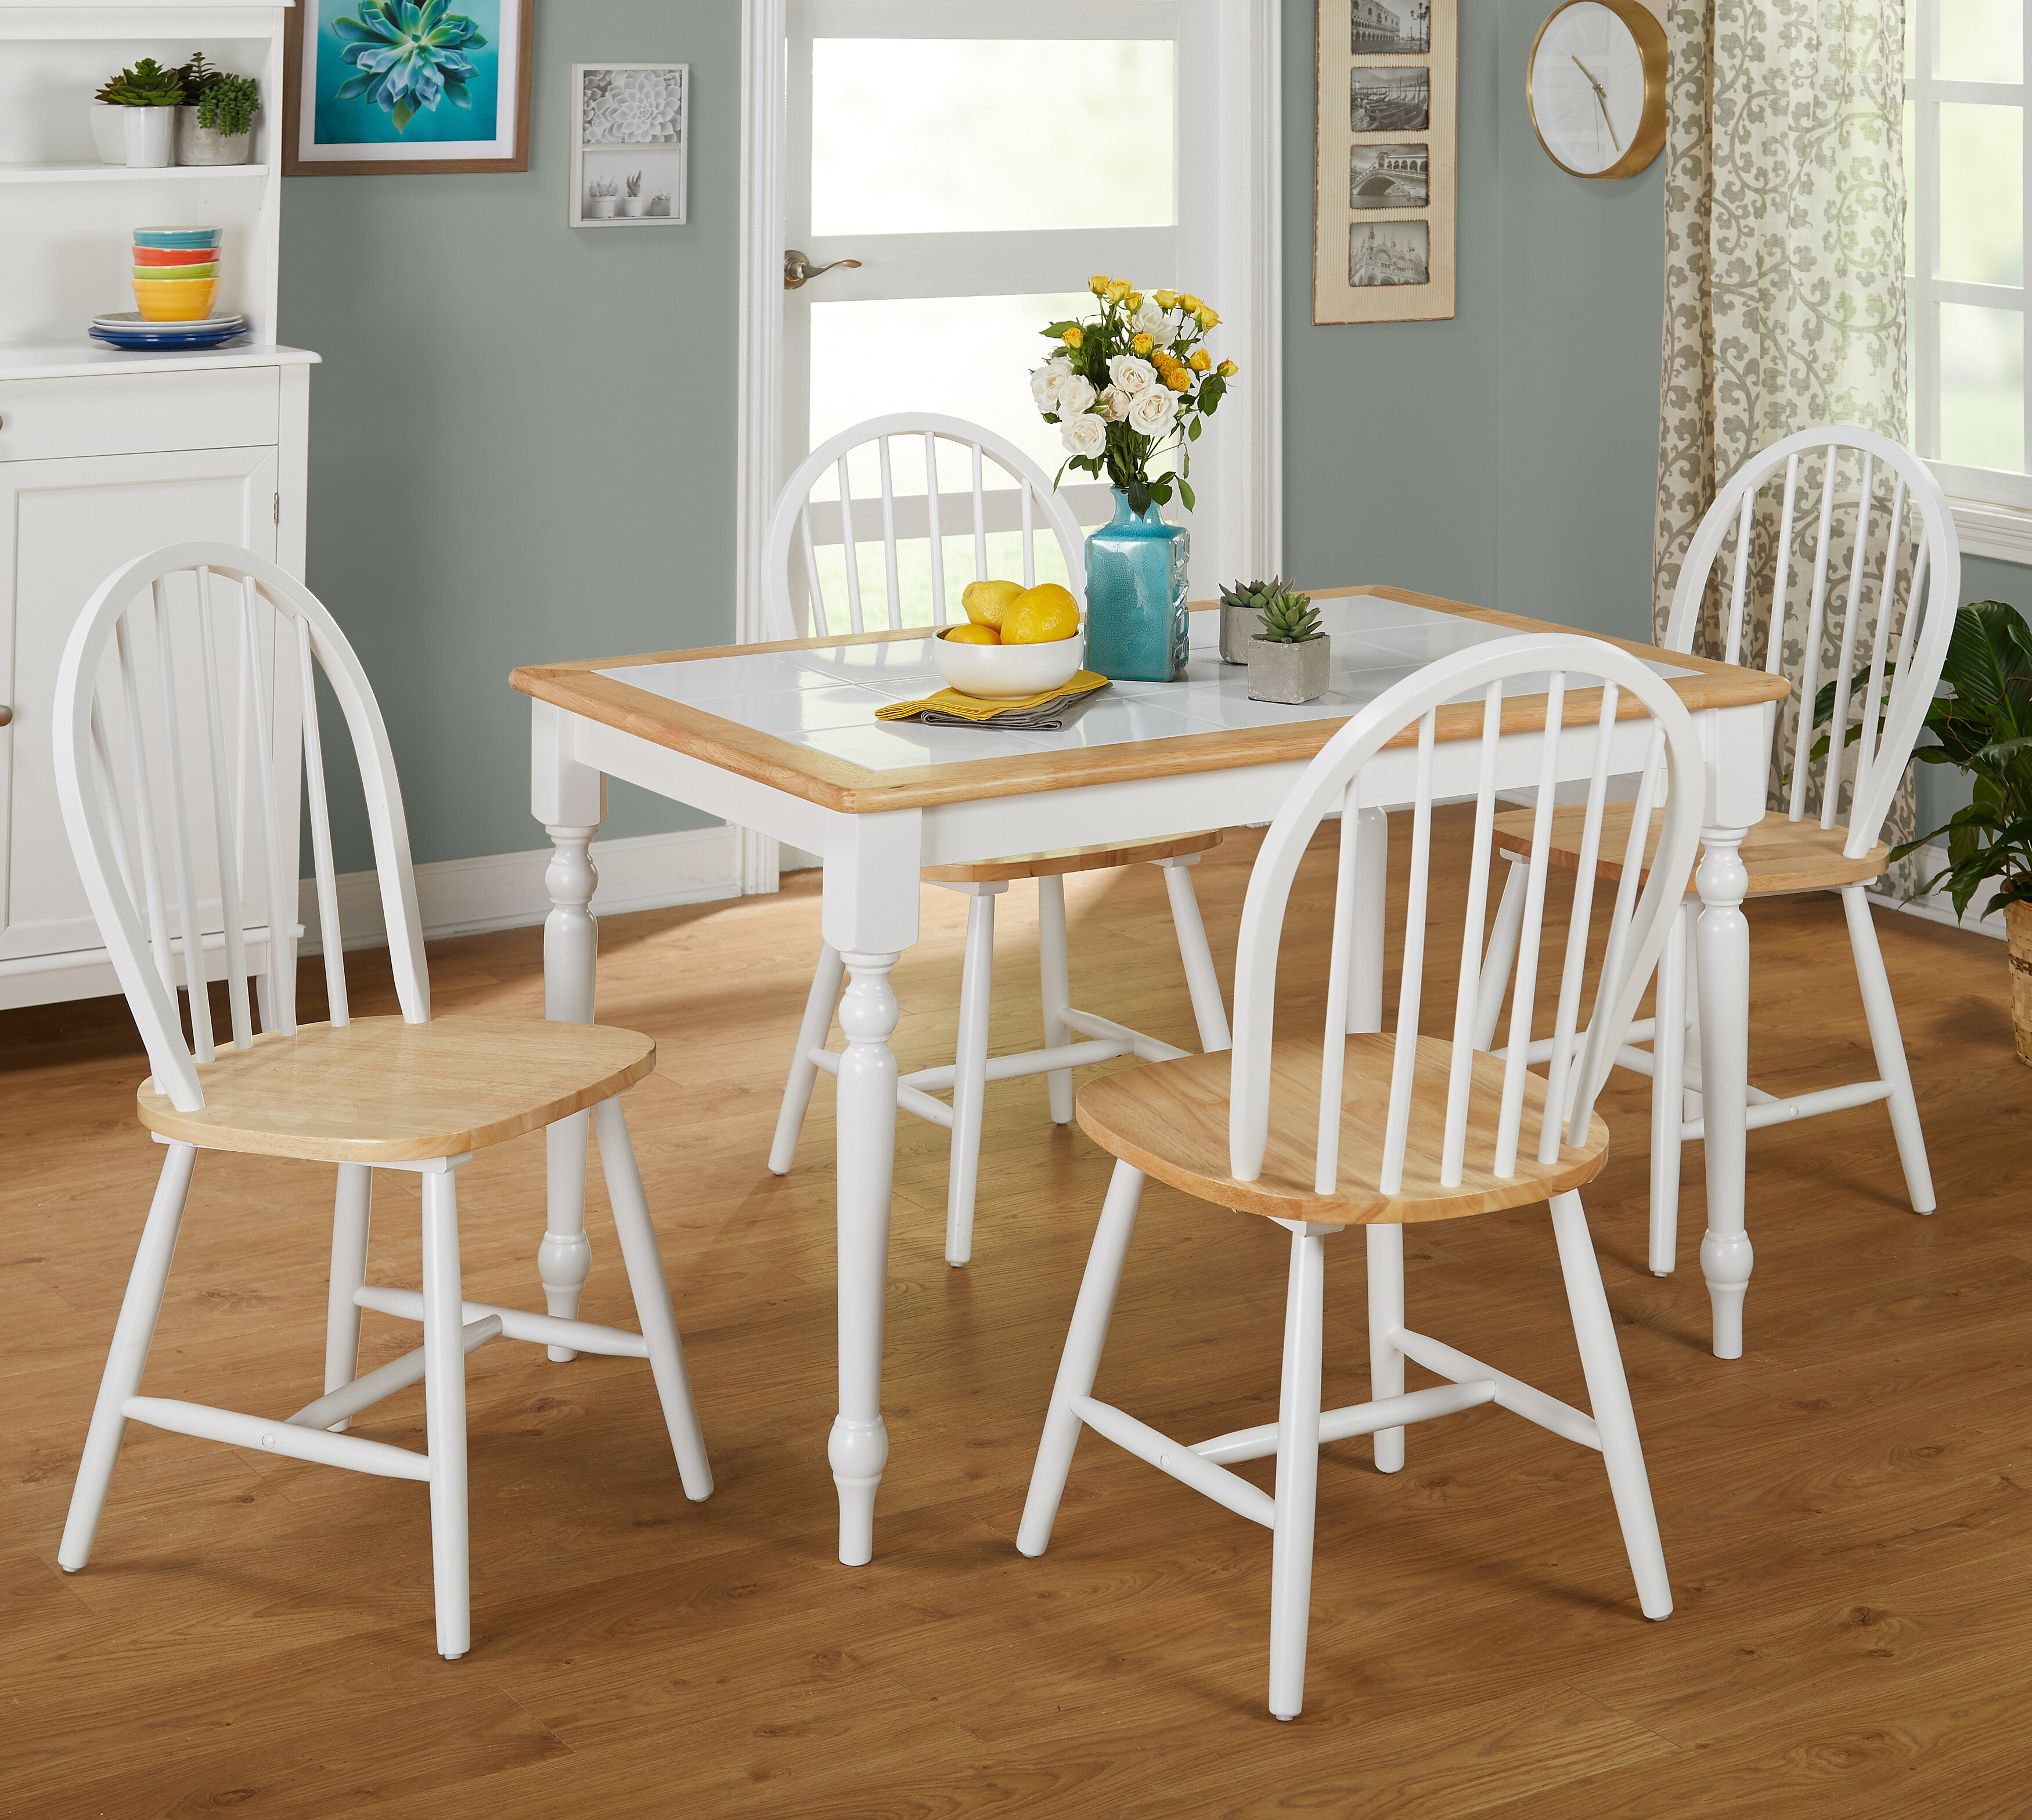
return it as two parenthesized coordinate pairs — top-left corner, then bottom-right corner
(1246, 586), (1330, 704)
(1219, 575), (1287, 665)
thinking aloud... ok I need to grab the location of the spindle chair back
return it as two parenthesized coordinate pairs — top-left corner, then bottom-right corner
(760, 413), (1085, 639)
(1663, 423), (1959, 857)
(54, 541), (427, 1108)
(1021, 636), (1706, 1720)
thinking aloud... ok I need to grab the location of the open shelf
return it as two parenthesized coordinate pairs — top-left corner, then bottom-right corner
(0, 161), (270, 183)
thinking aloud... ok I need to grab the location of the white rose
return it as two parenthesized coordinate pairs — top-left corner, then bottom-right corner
(1060, 412), (1107, 459)
(1100, 384), (1133, 420)
(1127, 388), (1176, 435)
(1132, 295), (1170, 339)
(1054, 373), (1097, 417)
(1107, 354), (1158, 397)
(1029, 357), (1073, 412)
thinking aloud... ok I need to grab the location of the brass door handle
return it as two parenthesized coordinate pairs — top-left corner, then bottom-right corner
(0, 705), (13, 726)
(783, 248), (862, 290)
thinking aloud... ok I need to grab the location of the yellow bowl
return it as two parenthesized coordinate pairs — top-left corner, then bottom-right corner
(132, 278), (221, 321)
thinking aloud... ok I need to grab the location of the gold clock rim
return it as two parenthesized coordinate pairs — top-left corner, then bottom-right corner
(1525, 0), (1669, 182)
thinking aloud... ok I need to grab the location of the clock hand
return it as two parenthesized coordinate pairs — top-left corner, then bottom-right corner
(1573, 56), (1624, 153)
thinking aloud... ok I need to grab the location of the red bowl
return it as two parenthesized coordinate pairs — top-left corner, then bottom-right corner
(132, 245), (219, 267)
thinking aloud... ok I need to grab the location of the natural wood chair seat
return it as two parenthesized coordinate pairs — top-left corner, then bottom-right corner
(1076, 1033), (1609, 1224)
(137, 1016), (656, 1165)
(1490, 803), (1891, 895)
(919, 829), (1223, 885)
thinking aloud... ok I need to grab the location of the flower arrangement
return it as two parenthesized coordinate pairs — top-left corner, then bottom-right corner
(331, 0), (487, 134)
(1031, 277), (1237, 517)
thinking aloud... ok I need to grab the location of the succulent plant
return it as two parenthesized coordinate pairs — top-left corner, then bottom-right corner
(588, 176), (619, 199)
(196, 73), (260, 136)
(625, 171), (642, 197)
(1253, 586), (1322, 644)
(98, 59), (184, 106)
(332, 0), (487, 134)
(1220, 576), (1286, 618)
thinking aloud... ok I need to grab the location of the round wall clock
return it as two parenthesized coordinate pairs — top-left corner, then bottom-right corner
(1526, 0), (1668, 180)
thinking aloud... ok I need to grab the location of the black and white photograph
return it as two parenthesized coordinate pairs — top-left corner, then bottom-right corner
(571, 63), (689, 227)
(1350, 142), (1429, 208)
(1350, 66), (1431, 133)
(1352, 0), (1431, 53)
(1349, 219), (1430, 286)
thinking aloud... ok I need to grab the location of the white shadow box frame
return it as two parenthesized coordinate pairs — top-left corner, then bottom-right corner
(571, 63), (690, 228)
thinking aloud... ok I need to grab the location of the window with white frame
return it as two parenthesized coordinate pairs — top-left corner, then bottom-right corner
(1905, 0), (2031, 515)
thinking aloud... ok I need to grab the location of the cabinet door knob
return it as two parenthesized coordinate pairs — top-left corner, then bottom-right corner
(0, 706), (12, 726)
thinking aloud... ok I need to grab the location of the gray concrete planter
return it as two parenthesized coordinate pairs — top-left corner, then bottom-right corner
(1220, 601), (1262, 664)
(1246, 635), (1331, 704)
(176, 109), (253, 165)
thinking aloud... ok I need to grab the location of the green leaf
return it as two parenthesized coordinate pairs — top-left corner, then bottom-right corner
(391, 94), (416, 131)
(1177, 477), (1195, 511)
(1187, 416), (1201, 442)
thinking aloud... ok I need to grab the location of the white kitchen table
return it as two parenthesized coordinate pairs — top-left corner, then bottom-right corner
(512, 586), (1790, 1565)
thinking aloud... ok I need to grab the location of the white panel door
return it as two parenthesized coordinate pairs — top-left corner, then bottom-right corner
(0, 445), (280, 965)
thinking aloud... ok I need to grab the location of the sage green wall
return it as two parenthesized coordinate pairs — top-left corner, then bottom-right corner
(281, 0), (2023, 870)
(281, 0), (737, 868)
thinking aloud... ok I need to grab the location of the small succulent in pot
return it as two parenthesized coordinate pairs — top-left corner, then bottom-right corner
(1219, 575), (1288, 664)
(100, 59), (183, 166)
(174, 57), (260, 164)
(647, 190), (672, 217)
(1246, 585), (1330, 705)
(620, 170), (646, 217)
(587, 175), (619, 218)
(99, 58), (185, 106)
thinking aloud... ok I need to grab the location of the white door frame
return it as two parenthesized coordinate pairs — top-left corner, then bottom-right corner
(733, 0), (1282, 892)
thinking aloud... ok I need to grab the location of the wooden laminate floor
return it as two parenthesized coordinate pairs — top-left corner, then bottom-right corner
(2, 813), (2027, 1818)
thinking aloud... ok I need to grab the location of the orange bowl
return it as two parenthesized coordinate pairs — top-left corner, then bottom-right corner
(132, 277), (221, 321)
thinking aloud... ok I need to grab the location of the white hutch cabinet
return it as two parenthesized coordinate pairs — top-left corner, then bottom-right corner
(0, 2), (315, 1008)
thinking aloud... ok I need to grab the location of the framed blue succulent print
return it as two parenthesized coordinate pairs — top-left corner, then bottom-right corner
(283, 0), (534, 174)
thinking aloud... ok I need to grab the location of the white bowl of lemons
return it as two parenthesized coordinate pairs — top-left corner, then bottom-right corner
(930, 579), (1085, 700)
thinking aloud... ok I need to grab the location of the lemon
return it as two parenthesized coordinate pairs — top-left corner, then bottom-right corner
(1002, 583), (1080, 645)
(961, 578), (1025, 628)
(943, 622), (1000, 645)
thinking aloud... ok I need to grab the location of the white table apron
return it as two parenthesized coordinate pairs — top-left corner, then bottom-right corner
(529, 679), (1772, 1567)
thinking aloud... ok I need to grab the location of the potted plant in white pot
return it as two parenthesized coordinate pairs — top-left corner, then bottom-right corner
(100, 58), (183, 167)
(89, 71), (128, 163)
(619, 171), (646, 218)
(586, 176), (619, 219)
(1889, 597), (2032, 1062)
(1246, 585), (1330, 704)
(175, 56), (258, 165)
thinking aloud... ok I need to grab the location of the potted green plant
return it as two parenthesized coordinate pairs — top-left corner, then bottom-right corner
(1246, 586), (1330, 704)
(98, 59), (183, 168)
(175, 55), (259, 165)
(1218, 576), (1290, 665)
(1889, 598), (2032, 1062)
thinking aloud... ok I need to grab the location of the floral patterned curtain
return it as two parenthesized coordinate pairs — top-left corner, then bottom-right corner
(1653, 0), (1922, 890)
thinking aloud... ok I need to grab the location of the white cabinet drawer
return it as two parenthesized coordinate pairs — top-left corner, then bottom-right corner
(0, 367), (280, 463)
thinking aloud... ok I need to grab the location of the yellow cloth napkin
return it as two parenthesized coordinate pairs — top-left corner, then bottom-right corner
(876, 669), (1112, 729)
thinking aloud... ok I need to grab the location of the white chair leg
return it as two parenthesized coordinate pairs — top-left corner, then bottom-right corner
(1017, 1161), (1147, 1556)
(1366, 1223), (1406, 1473)
(1268, 1226), (1329, 1722)
(538, 1110), (592, 1363)
(1548, 1191), (1671, 1621)
(322, 1163), (373, 1432)
(420, 1168), (473, 1660)
(1681, 905), (1702, 1122)
(769, 943), (846, 1176)
(1157, 857), (1233, 1052)
(1472, 856), (1529, 1051)
(59, 1143), (198, 1573)
(1037, 875), (1075, 1125)
(593, 1097), (714, 1500)
(1843, 885), (1936, 1214)
(946, 888), (998, 1267)
(1647, 902), (1689, 1277)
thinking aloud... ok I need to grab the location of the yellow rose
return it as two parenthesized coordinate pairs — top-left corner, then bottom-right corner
(1088, 274), (1111, 295)
(1106, 279), (1131, 303)
(1152, 289), (1179, 309)
(1217, 359), (1238, 378)
(1126, 291), (1143, 309)
(1188, 348), (1212, 372)
(1165, 367), (1191, 392)
(1197, 306), (1220, 329)
(1131, 331), (1155, 355)
(1180, 294), (1202, 311)
(1062, 326), (1083, 349)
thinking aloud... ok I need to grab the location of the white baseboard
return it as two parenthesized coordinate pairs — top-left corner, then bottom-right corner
(301, 824), (741, 954)
(1869, 842), (2005, 938)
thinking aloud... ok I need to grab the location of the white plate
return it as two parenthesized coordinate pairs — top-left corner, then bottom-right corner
(92, 311), (244, 331)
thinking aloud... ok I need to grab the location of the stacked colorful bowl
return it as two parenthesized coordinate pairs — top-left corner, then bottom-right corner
(131, 225), (222, 322)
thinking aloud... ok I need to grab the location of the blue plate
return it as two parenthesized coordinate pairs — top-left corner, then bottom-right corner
(91, 328), (249, 351)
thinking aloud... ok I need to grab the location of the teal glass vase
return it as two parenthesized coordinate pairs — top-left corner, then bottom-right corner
(1083, 488), (1190, 683)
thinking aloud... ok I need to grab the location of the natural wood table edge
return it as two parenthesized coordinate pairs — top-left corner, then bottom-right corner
(509, 584), (1790, 817)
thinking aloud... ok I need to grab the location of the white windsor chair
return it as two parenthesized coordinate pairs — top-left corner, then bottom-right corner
(762, 415), (1231, 1267)
(52, 543), (712, 1660)
(1019, 634), (1705, 1722)
(1477, 426), (1959, 1347)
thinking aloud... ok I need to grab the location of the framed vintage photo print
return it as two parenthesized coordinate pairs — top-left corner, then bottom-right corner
(283, 0), (534, 176)
(570, 64), (689, 227)
(1316, 0), (1457, 323)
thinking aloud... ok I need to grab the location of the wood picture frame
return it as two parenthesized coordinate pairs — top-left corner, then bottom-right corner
(568, 63), (689, 227)
(283, 0), (534, 176)
(1314, 0), (1457, 324)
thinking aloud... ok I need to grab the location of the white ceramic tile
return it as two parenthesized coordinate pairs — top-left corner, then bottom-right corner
(602, 653), (857, 702)
(682, 683), (898, 737)
(781, 637), (946, 694)
(1017, 692), (1204, 751)
(791, 719), (1053, 771)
